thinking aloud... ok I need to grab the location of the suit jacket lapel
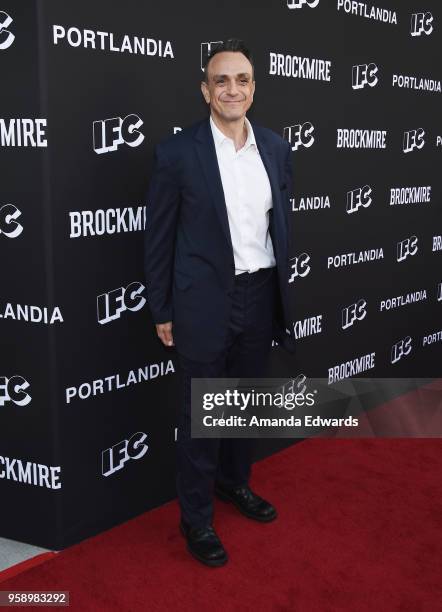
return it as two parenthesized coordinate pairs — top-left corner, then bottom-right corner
(252, 122), (288, 265)
(193, 116), (287, 263)
(194, 117), (234, 253)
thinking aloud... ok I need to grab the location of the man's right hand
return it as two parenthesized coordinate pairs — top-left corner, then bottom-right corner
(156, 321), (174, 347)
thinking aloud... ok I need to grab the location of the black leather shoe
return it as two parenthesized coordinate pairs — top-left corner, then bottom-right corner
(180, 520), (228, 567)
(215, 483), (277, 522)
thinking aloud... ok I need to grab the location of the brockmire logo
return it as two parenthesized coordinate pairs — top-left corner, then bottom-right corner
(69, 206), (147, 238)
(433, 236), (442, 252)
(269, 52), (331, 81)
(389, 186), (431, 206)
(0, 119), (48, 147)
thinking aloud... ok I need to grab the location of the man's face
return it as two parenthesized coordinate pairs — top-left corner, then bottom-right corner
(201, 51), (255, 122)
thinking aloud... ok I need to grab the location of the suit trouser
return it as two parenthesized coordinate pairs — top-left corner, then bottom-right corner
(175, 266), (277, 528)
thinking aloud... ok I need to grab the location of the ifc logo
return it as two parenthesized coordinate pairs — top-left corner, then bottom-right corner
(0, 11), (14, 50)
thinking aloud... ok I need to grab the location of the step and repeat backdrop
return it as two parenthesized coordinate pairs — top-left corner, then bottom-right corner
(1, 1), (441, 548)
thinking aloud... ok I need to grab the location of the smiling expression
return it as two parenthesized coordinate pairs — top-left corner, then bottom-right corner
(201, 51), (255, 122)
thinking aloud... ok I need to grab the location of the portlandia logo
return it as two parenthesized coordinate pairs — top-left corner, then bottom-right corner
(93, 114), (144, 154)
(52, 25), (174, 58)
(392, 73), (441, 93)
(403, 128), (425, 153)
(65, 360), (175, 404)
(352, 63), (378, 89)
(283, 123), (314, 151)
(0, 302), (63, 325)
(288, 253), (311, 281)
(422, 330), (442, 348)
(97, 282), (146, 325)
(292, 193), (331, 212)
(379, 289), (427, 312)
(287, 0), (320, 8)
(410, 12), (433, 36)
(0, 375), (31, 407)
(0, 203), (23, 238)
(0, 11), (14, 49)
(346, 185), (372, 214)
(201, 41), (223, 71)
(328, 247), (384, 269)
(336, 1), (397, 25)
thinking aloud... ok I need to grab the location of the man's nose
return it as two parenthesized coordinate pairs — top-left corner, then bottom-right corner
(226, 80), (239, 96)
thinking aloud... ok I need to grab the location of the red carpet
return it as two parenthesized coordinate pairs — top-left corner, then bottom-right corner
(0, 552), (57, 584)
(1, 437), (441, 611)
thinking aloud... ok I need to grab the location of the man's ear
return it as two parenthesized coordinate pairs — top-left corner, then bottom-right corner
(200, 81), (210, 104)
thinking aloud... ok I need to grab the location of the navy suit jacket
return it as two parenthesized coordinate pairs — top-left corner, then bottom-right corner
(144, 116), (296, 362)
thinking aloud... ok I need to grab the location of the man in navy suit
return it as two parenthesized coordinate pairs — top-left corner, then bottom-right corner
(144, 39), (295, 567)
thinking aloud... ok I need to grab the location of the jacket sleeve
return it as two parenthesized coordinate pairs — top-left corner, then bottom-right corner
(274, 140), (296, 354)
(144, 143), (180, 324)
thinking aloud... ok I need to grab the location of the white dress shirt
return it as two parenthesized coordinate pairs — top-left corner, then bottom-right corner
(210, 114), (276, 275)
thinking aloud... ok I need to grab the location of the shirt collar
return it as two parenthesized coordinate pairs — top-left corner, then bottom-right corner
(210, 114), (256, 151)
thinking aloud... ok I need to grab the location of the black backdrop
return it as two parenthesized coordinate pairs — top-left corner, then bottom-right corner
(1, 0), (441, 549)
